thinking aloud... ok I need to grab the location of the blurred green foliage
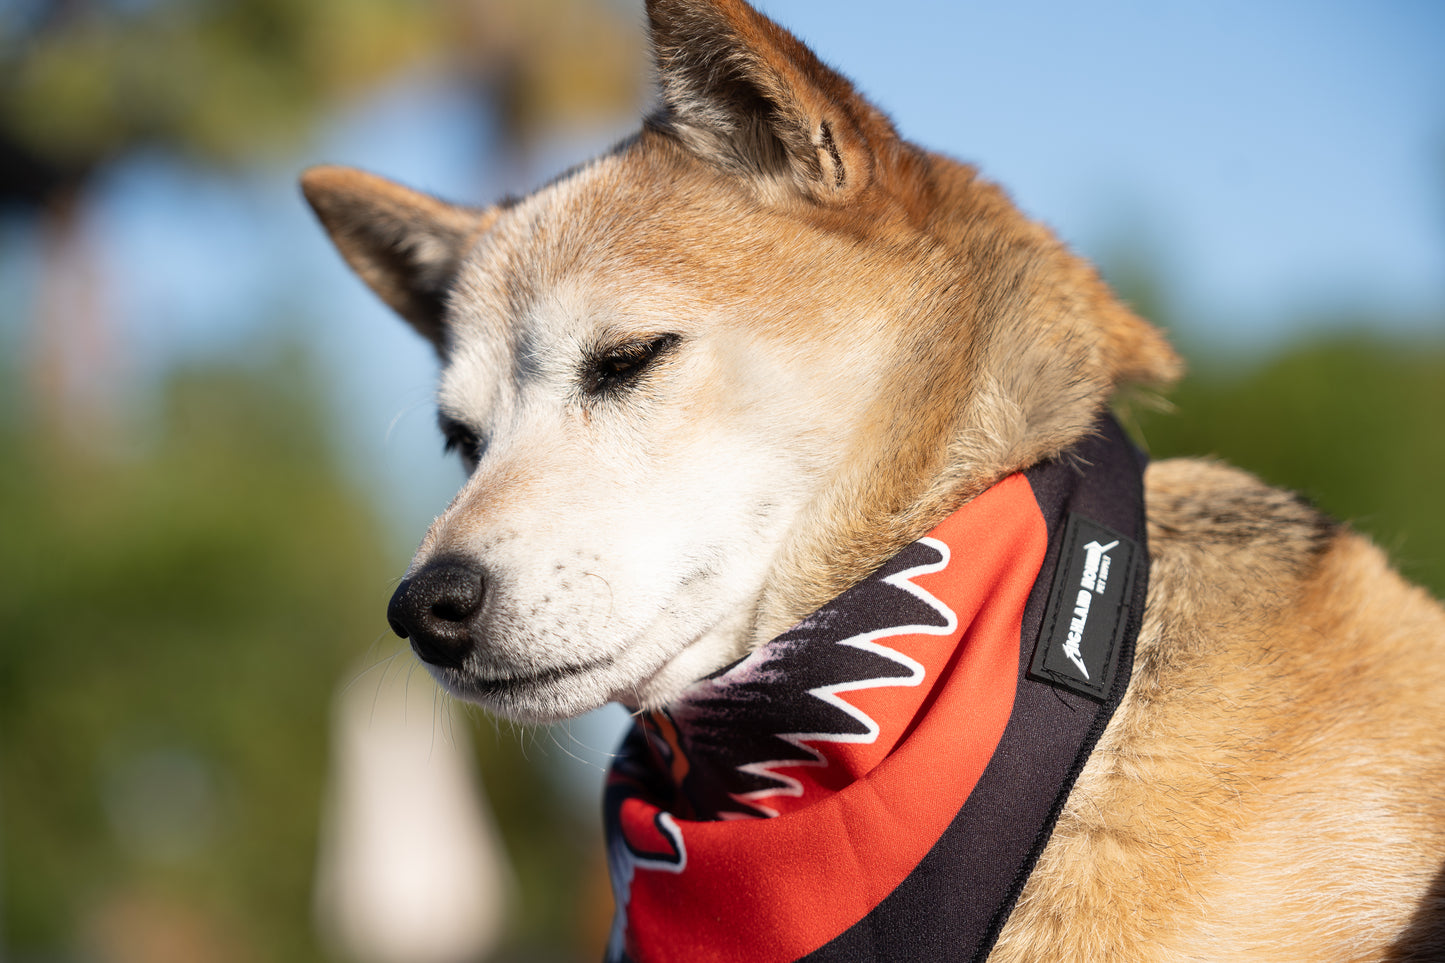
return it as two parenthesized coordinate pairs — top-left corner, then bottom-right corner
(1, 0), (443, 176)
(1132, 334), (1445, 597)
(0, 0), (643, 202)
(0, 349), (392, 961)
(0, 349), (599, 962)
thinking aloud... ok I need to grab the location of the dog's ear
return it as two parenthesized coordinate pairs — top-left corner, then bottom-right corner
(645, 0), (897, 204)
(301, 165), (497, 348)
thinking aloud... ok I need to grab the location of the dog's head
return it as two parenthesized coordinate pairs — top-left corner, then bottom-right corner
(303, 0), (1180, 722)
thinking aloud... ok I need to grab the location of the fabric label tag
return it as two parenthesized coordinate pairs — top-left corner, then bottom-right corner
(1028, 513), (1138, 700)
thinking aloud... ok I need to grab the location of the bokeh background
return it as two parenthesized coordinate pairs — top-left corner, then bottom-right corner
(1, 1), (1442, 961)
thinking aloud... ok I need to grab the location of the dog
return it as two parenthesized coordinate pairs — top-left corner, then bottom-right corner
(302, 0), (1445, 958)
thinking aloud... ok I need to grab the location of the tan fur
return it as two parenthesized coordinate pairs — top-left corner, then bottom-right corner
(303, 0), (1445, 956)
(996, 461), (1445, 960)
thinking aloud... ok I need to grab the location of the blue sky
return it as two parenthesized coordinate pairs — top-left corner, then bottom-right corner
(790, 0), (1445, 337)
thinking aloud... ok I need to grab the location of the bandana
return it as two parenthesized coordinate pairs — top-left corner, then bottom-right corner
(604, 415), (1149, 963)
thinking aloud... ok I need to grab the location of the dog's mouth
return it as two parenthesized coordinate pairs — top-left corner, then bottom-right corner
(430, 616), (738, 721)
(445, 653), (618, 700)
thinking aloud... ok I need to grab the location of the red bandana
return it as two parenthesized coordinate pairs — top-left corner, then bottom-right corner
(604, 416), (1148, 963)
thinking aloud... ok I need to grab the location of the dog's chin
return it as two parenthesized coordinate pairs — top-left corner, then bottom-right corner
(620, 627), (751, 711)
(429, 658), (618, 724)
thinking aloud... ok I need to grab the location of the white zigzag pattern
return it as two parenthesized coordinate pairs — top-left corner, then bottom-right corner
(726, 537), (959, 818)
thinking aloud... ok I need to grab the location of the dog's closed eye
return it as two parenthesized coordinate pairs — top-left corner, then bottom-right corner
(439, 414), (484, 466)
(582, 333), (682, 397)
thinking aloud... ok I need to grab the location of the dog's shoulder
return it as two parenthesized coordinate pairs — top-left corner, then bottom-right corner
(1138, 455), (1445, 751)
(1142, 456), (1444, 660)
(1144, 456), (1338, 607)
(993, 457), (1445, 960)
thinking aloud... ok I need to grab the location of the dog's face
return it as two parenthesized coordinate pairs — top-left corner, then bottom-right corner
(304, 0), (1179, 721)
(397, 151), (908, 720)
(306, 142), (920, 721)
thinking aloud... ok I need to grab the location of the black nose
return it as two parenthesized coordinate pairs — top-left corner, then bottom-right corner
(387, 560), (486, 669)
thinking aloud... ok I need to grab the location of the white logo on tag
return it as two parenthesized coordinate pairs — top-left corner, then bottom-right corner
(1062, 539), (1119, 678)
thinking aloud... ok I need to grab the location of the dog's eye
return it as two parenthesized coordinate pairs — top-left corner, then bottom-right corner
(439, 415), (483, 465)
(583, 333), (682, 396)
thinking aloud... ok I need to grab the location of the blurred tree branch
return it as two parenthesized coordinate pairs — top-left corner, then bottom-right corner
(1, 0), (643, 442)
(1, 0), (644, 203)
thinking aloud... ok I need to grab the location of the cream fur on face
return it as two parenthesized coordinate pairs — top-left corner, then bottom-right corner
(400, 161), (889, 720)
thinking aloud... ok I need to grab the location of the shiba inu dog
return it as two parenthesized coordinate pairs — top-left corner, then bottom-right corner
(302, 0), (1445, 958)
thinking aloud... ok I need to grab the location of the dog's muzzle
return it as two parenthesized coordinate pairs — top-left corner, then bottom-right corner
(387, 560), (485, 669)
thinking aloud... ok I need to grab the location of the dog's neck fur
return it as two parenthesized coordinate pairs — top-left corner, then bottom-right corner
(742, 143), (1179, 645)
(667, 0), (1181, 643)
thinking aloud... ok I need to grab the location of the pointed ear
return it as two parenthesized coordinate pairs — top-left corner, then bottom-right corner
(645, 0), (898, 204)
(300, 165), (497, 348)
